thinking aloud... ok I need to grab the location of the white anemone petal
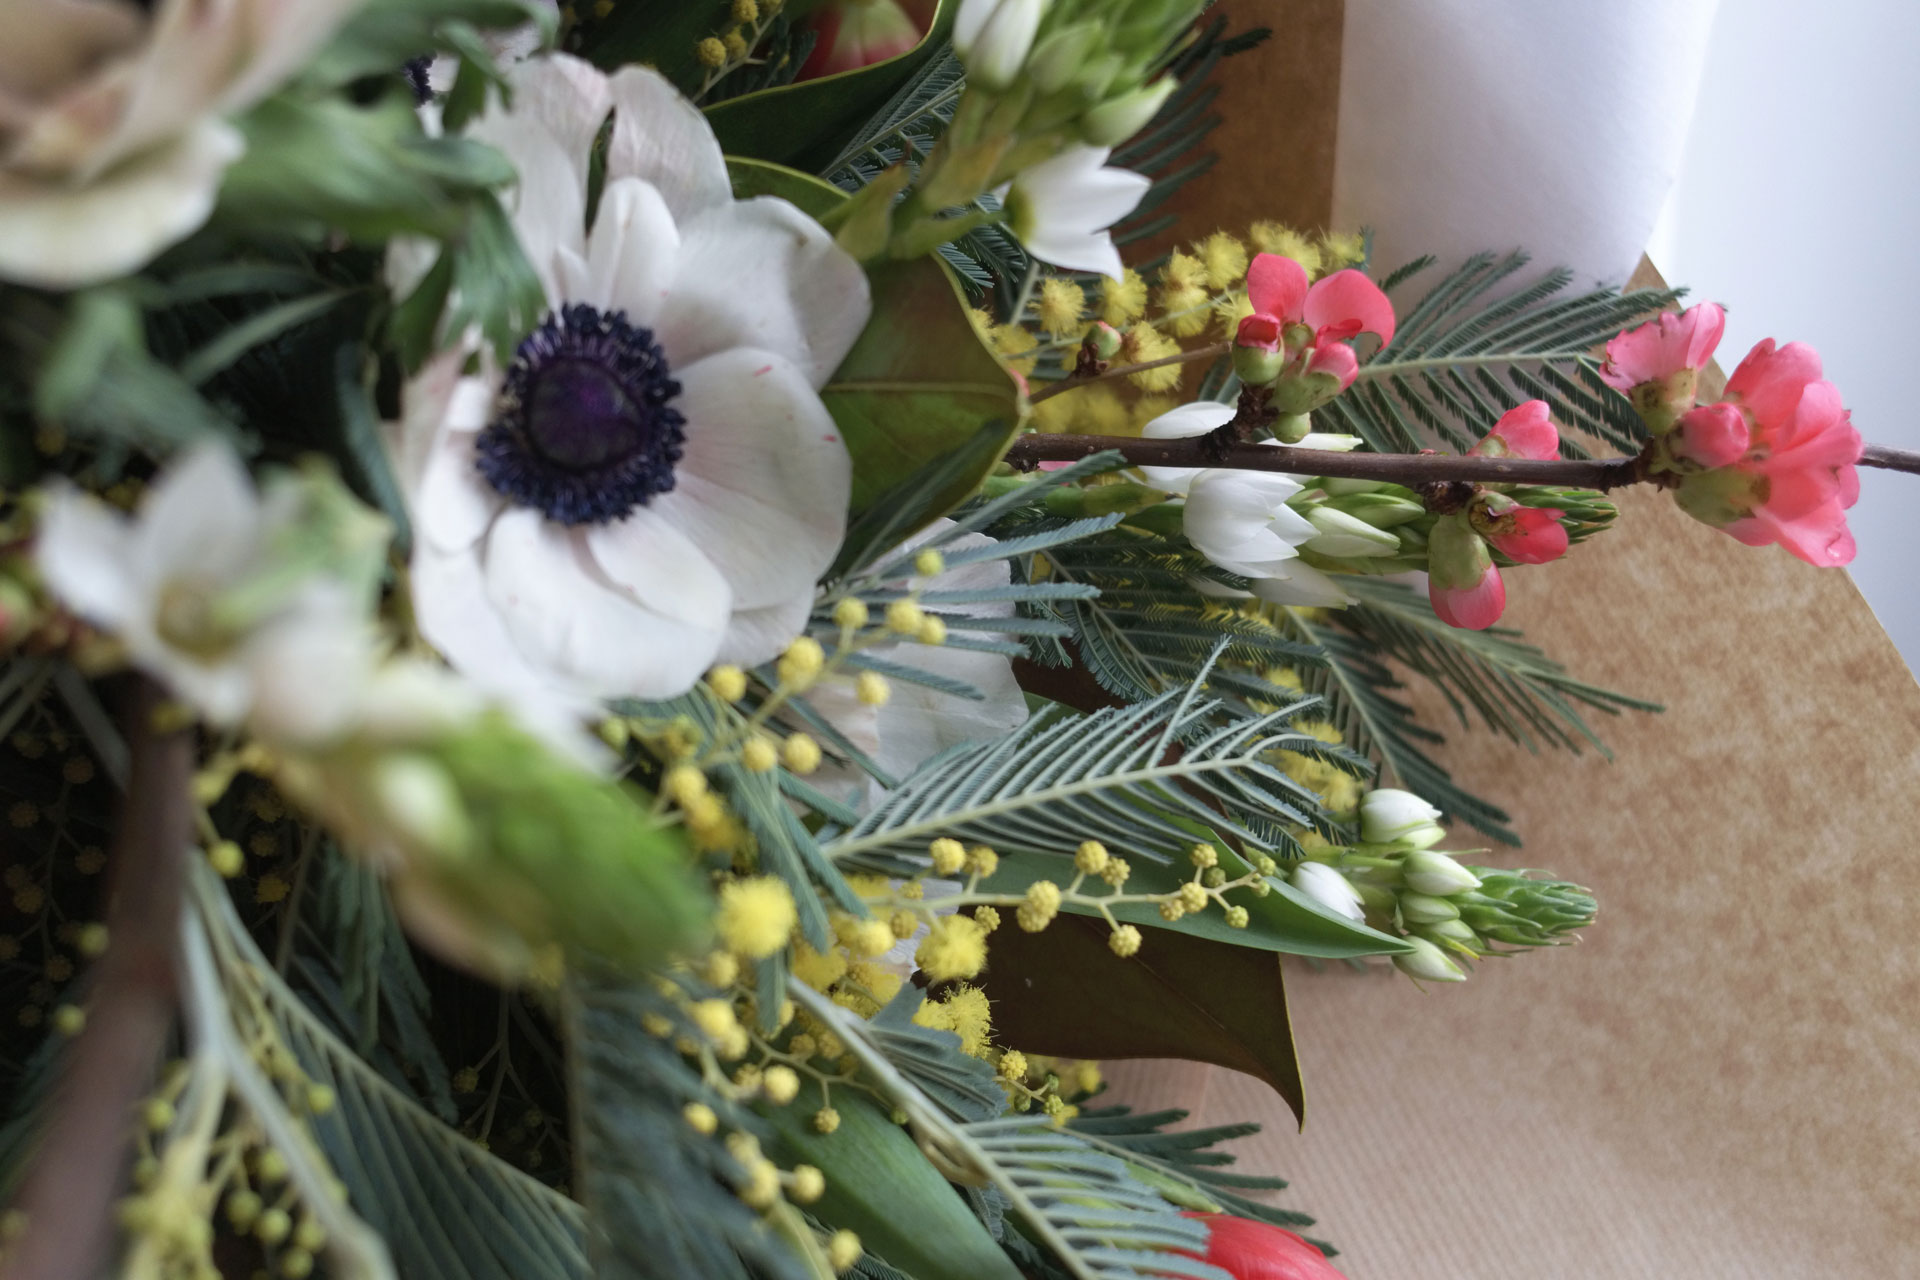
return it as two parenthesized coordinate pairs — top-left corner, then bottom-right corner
(663, 347), (850, 610)
(659, 198), (872, 387)
(606, 64), (731, 224)
(482, 508), (727, 699)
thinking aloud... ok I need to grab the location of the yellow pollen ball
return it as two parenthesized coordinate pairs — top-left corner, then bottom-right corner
(741, 1158), (780, 1208)
(733, 0), (759, 21)
(696, 36), (727, 67)
(770, 734), (818, 777)
(916, 615), (947, 646)
(741, 738), (778, 772)
(1177, 882), (1207, 912)
(966, 845), (999, 878)
(855, 672), (891, 706)
(884, 600), (924, 635)
(717, 877), (798, 959)
(53, 1005), (84, 1035)
(998, 1049), (1028, 1080)
(915, 915), (988, 981)
(929, 837), (967, 876)
(1100, 268), (1148, 326)
(777, 636), (826, 688)
(255, 874), (290, 905)
(1074, 841), (1110, 875)
(1109, 924), (1142, 957)
(832, 597), (869, 630)
(847, 919), (896, 958)
(208, 841), (243, 878)
(1224, 905), (1250, 929)
(1035, 277), (1087, 339)
(77, 924), (108, 957)
(1200, 231), (1249, 290)
(663, 764), (708, 805)
(1101, 857), (1131, 886)
(707, 665), (748, 702)
(814, 1107), (841, 1134)
(691, 999), (739, 1042)
(913, 549), (945, 577)
(1190, 843), (1218, 869)
(762, 1065), (800, 1104)
(828, 1229), (861, 1271)
(974, 905), (1001, 933)
(790, 1164), (825, 1204)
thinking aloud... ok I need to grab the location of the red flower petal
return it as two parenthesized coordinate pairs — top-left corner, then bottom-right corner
(1430, 563), (1506, 629)
(1178, 1213), (1347, 1280)
(1246, 253), (1309, 325)
(1488, 507), (1568, 565)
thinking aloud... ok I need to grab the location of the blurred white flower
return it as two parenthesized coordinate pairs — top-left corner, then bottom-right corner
(0, 0), (365, 288)
(1003, 144), (1149, 281)
(954, 0), (1044, 91)
(34, 442), (368, 729)
(1358, 787), (1446, 848)
(390, 55), (871, 708)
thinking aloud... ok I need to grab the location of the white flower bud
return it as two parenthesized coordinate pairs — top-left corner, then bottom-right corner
(1080, 77), (1177, 147)
(954, 0), (1046, 92)
(1302, 506), (1402, 558)
(1289, 861), (1365, 922)
(1401, 849), (1482, 897)
(1397, 891), (1461, 924)
(1393, 935), (1467, 983)
(1359, 788), (1446, 847)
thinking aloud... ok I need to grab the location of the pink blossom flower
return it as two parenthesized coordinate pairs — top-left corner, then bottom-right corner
(1469, 399), (1560, 460)
(796, 0), (927, 79)
(1177, 1212), (1347, 1280)
(1483, 504), (1568, 565)
(1598, 302), (1725, 393)
(1431, 564), (1506, 629)
(1674, 339), (1863, 568)
(1235, 253), (1395, 392)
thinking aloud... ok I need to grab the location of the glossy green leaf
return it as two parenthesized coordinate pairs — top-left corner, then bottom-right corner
(759, 1090), (1022, 1280)
(705, 0), (956, 172)
(977, 821), (1414, 960)
(726, 158), (1022, 523)
(980, 915), (1308, 1126)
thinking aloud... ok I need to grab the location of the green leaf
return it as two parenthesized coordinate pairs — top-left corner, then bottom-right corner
(726, 157), (1022, 523)
(572, 969), (810, 1280)
(308, 0), (557, 86)
(761, 1090), (1024, 1280)
(705, 1), (956, 172)
(219, 93), (517, 244)
(33, 290), (248, 456)
(974, 818), (1410, 961)
(1069, 1106), (1318, 1234)
(980, 915), (1308, 1126)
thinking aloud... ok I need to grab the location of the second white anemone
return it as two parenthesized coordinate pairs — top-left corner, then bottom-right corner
(390, 54), (872, 707)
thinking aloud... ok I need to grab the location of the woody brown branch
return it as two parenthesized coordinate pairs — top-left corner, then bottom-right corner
(1001, 435), (1920, 488)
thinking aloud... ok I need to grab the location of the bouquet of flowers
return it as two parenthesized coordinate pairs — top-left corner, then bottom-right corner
(0, 3), (1898, 1278)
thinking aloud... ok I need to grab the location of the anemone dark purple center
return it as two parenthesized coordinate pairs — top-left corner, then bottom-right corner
(475, 303), (686, 526)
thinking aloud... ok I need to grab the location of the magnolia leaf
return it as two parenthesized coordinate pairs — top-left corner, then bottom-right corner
(705, 0), (957, 172)
(726, 157), (1022, 521)
(759, 1090), (1024, 1280)
(979, 915), (1307, 1126)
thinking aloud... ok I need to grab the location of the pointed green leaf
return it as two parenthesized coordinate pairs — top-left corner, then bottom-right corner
(980, 916), (1307, 1126)
(759, 1090), (1023, 1280)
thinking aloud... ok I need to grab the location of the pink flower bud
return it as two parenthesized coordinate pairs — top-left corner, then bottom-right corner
(1673, 401), (1751, 468)
(1177, 1212), (1348, 1280)
(1599, 302), (1725, 393)
(1427, 512), (1505, 629)
(796, 0), (925, 80)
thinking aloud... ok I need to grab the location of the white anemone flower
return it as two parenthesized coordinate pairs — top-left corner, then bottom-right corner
(389, 55), (872, 707)
(1290, 861), (1366, 923)
(0, 0), (365, 289)
(953, 0), (1044, 91)
(34, 442), (370, 730)
(1003, 144), (1150, 281)
(1136, 401), (1355, 606)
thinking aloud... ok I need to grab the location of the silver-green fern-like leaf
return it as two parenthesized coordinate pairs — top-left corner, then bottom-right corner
(824, 648), (1330, 868)
(1327, 251), (1683, 455)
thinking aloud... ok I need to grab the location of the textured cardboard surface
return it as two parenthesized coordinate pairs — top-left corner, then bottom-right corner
(1105, 8), (1920, 1276)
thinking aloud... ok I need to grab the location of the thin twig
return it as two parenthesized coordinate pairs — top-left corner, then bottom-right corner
(1027, 342), (1231, 405)
(5, 677), (193, 1280)
(1002, 432), (1646, 490)
(1862, 443), (1920, 476)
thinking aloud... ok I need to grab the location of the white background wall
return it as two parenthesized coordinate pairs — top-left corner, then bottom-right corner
(1649, 0), (1920, 667)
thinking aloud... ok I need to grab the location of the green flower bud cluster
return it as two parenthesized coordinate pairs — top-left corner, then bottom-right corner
(281, 712), (710, 979)
(1300, 790), (1597, 982)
